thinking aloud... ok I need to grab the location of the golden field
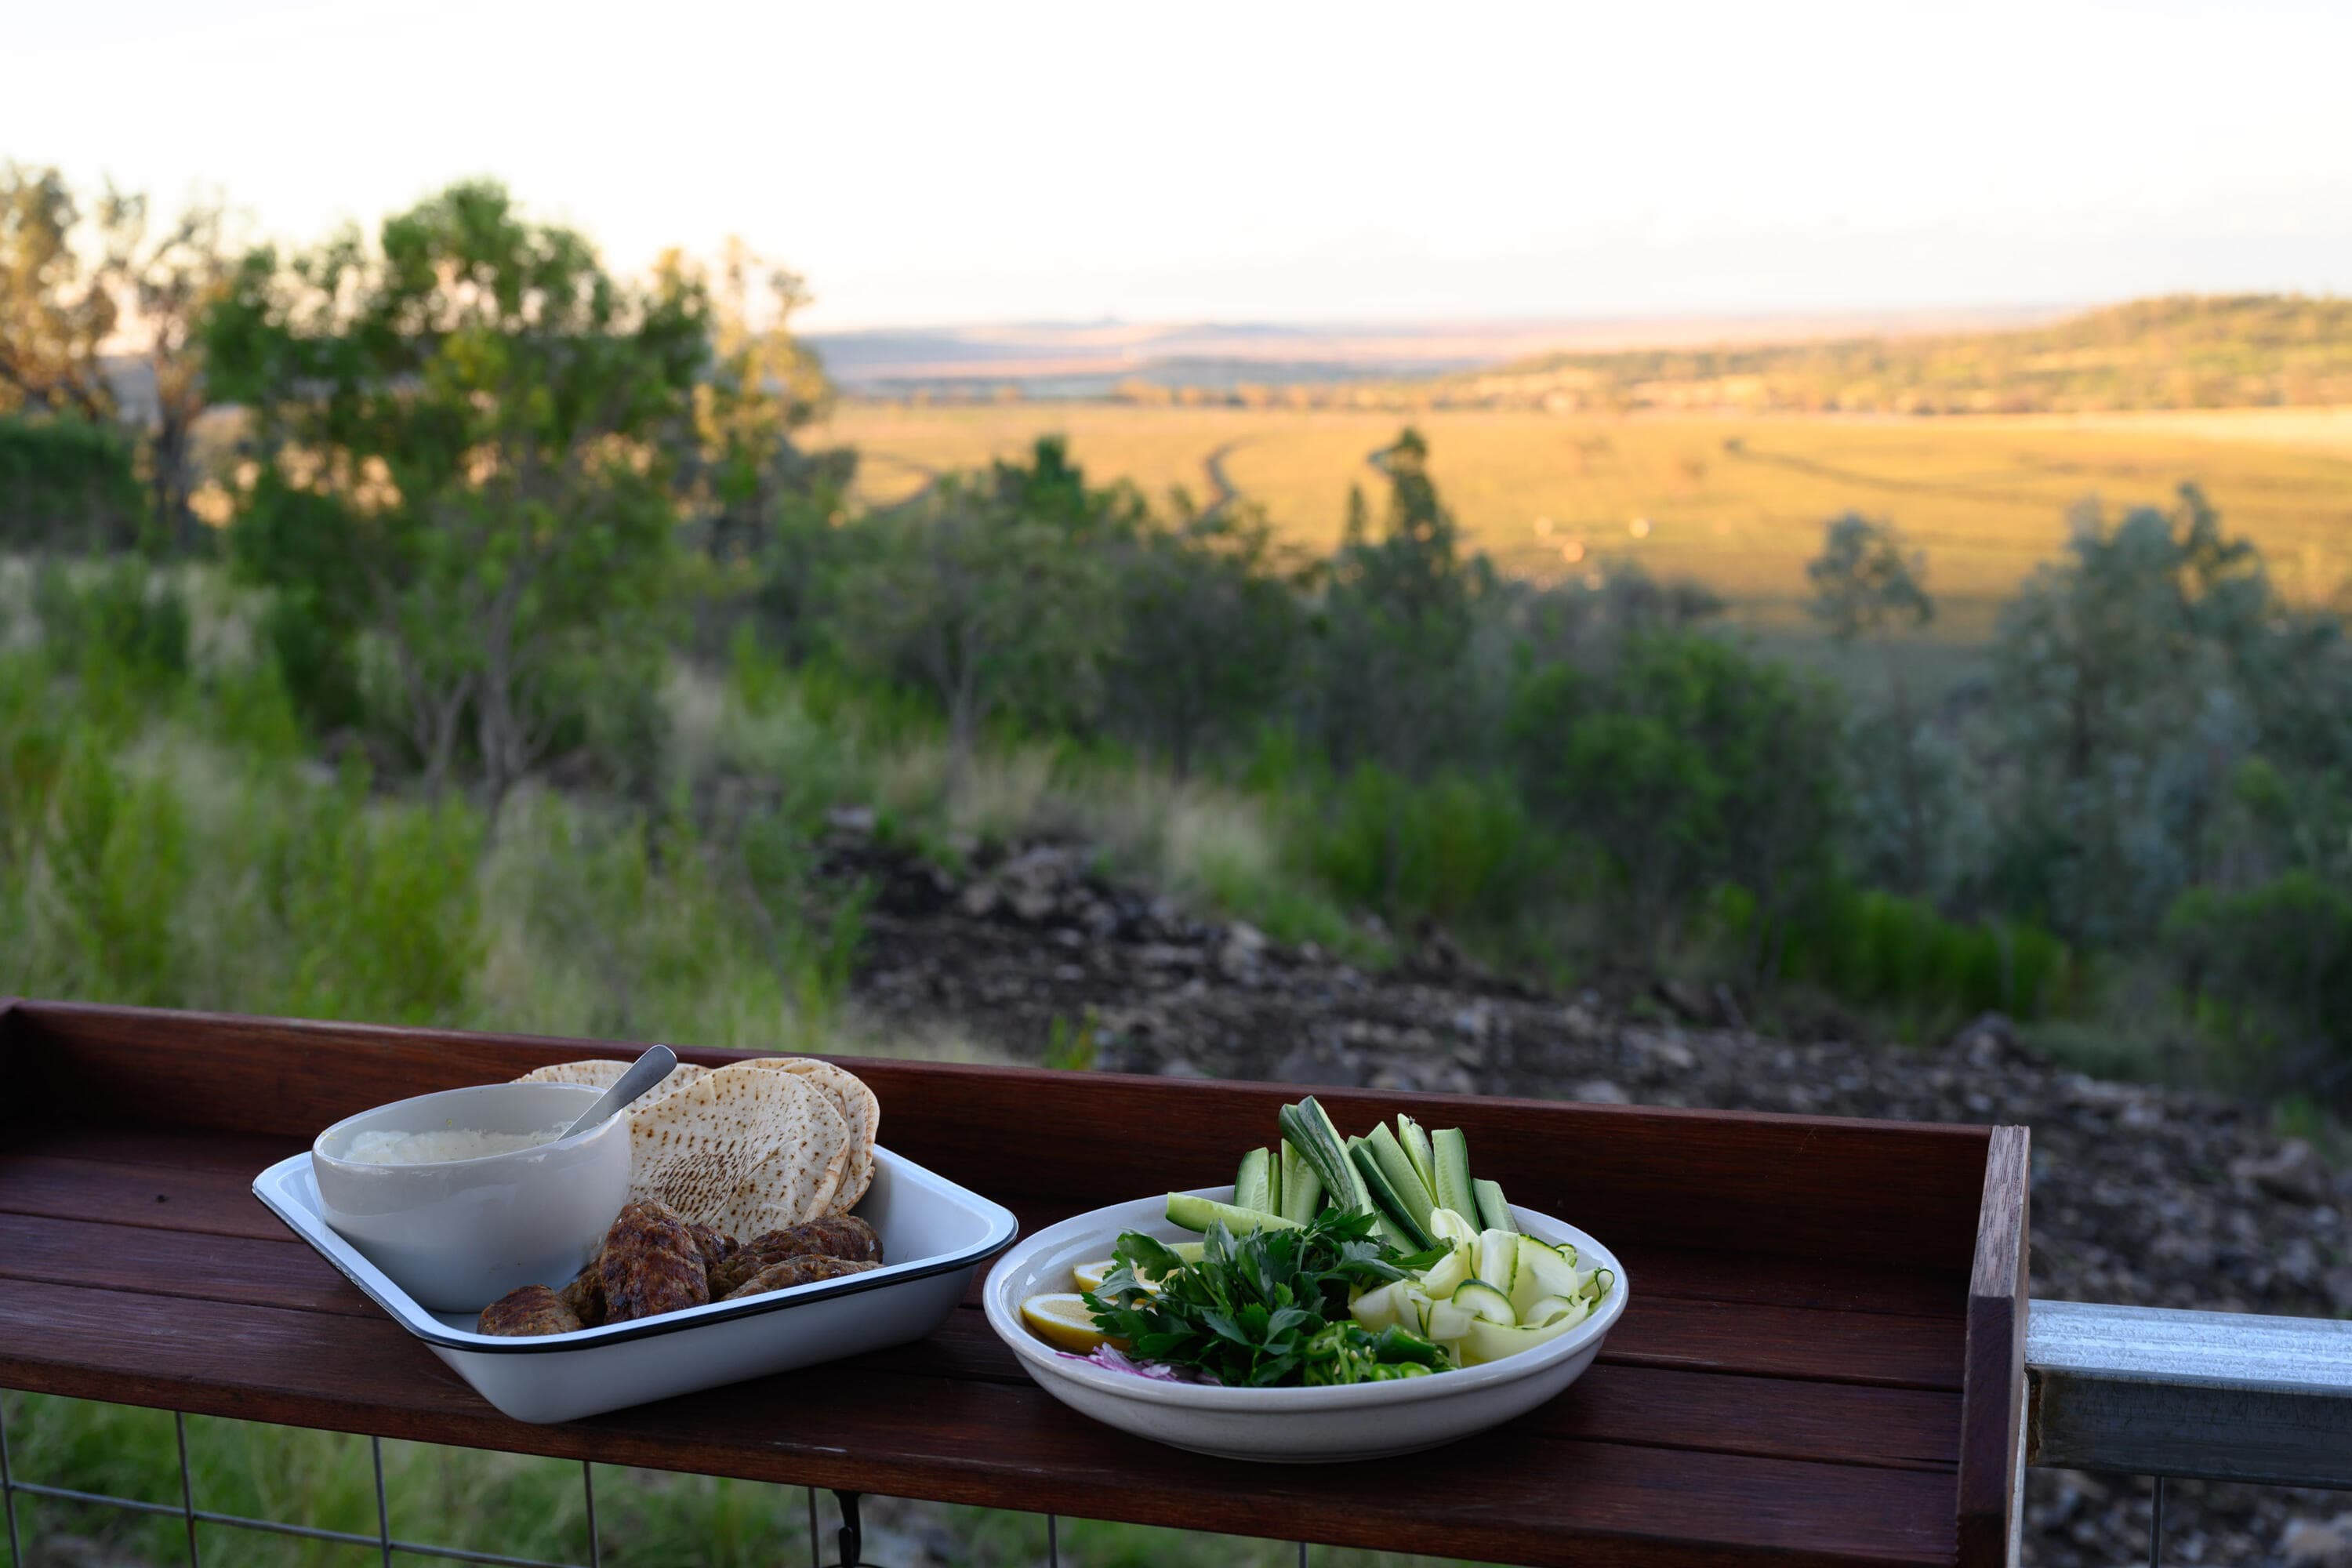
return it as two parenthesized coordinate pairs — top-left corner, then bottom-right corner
(815, 403), (2352, 637)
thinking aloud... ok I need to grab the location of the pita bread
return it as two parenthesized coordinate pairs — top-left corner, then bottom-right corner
(744, 1058), (880, 1212)
(623, 1064), (834, 1228)
(515, 1058), (708, 1108)
(701, 1069), (853, 1236)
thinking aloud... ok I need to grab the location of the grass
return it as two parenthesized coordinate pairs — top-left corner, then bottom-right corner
(0, 1390), (1496, 1567)
(815, 402), (2352, 645)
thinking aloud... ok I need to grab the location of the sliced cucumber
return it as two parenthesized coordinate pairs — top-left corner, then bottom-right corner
(1398, 1114), (1439, 1199)
(1451, 1278), (1516, 1325)
(1587, 1267), (1617, 1302)
(1367, 1123), (1436, 1228)
(1473, 1178), (1518, 1235)
(1349, 1140), (1436, 1251)
(1419, 1243), (1473, 1298)
(1425, 1294), (1476, 1341)
(1460, 1311), (1580, 1367)
(1522, 1294), (1579, 1328)
(1280, 1098), (1373, 1218)
(1432, 1127), (1475, 1221)
(1512, 1234), (1580, 1316)
(1536, 1235), (1580, 1270)
(1427, 1207), (1479, 1247)
(1277, 1141), (1323, 1225)
(1475, 1229), (1520, 1300)
(1164, 1192), (1298, 1235)
(1234, 1147), (1272, 1216)
(1350, 1280), (1406, 1332)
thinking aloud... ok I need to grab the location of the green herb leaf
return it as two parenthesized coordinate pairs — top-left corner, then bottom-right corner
(1082, 1209), (1452, 1387)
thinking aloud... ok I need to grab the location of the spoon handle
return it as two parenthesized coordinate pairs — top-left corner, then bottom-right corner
(561, 1045), (678, 1139)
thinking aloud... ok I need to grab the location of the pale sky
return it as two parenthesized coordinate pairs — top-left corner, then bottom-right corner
(5, 0), (2347, 330)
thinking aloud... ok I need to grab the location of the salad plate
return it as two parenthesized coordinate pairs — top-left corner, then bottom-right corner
(982, 1185), (1628, 1462)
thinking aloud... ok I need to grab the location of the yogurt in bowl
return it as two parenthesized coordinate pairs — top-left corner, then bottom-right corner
(311, 1082), (633, 1312)
(342, 1126), (574, 1164)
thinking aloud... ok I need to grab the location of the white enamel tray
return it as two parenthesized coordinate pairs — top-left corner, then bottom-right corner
(254, 1145), (1018, 1423)
(984, 1186), (1628, 1462)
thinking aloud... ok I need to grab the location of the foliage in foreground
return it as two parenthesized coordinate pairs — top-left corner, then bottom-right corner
(2, 1389), (1482, 1568)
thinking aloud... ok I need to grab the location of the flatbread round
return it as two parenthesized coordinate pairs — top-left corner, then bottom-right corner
(700, 1068), (853, 1237)
(746, 1058), (880, 1213)
(624, 1063), (836, 1229)
(515, 1058), (707, 1108)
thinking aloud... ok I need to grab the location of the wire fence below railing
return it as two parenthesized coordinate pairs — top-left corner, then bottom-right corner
(0, 1392), (1336, 1568)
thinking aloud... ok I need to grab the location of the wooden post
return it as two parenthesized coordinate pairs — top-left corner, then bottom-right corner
(1958, 1123), (2031, 1566)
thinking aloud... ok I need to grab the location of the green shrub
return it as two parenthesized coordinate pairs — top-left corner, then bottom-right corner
(2163, 871), (2352, 1095)
(0, 651), (67, 863)
(0, 415), (146, 551)
(259, 766), (485, 1025)
(205, 656), (308, 763)
(1737, 881), (2075, 1029)
(1511, 631), (1846, 964)
(32, 556), (191, 697)
(44, 735), (193, 1005)
(258, 590), (368, 736)
(1299, 764), (1546, 929)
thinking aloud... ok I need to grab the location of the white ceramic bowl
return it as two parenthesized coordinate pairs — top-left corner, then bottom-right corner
(983, 1185), (1629, 1462)
(310, 1082), (632, 1312)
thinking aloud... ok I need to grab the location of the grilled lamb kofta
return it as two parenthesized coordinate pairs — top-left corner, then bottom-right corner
(707, 1215), (882, 1298)
(685, 1219), (739, 1273)
(477, 1285), (585, 1337)
(721, 1254), (878, 1301)
(597, 1199), (712, 1322)
(557, 1261), (606, 1327)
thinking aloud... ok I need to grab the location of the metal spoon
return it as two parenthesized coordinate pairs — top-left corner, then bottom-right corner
(559, 1045), (678, 1139)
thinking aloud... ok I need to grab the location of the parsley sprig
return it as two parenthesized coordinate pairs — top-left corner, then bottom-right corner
(1083, 1209), (1450, 1387)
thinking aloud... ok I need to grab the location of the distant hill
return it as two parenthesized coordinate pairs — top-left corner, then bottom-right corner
(806, 306), (2061, 400)
(1443, 295), (2352, 416)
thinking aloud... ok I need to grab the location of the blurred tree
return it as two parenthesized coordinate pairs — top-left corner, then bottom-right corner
(1512, 560), (1725, 670)
(206, 180), (707, 815)
(841, 474), (1115, 796)
(1, 167), (238, 552)
(1312, 428), (1494, 776)
(1808, 514), (1937, 893)
(1106, 491), (1302, 778)
(0, 415), (144, 551)
(1980, 485), (2352, 940)
(673, 238), (835, 567)
(112, 191), (237, 553)
(1808, 513), (1933, 642)
(0, 165), (122, 421)
(1511, 631), (1844, 970)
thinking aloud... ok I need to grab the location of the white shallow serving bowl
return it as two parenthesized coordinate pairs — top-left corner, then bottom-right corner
(311, 1081), (633, 1312)
(257, 1142), (1018, 1423)
(983, 1186), (1629, 1463)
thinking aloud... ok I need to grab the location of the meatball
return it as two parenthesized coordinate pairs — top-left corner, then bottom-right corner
(597, 1199), (711, 1323)
(477, 1285), (585, 1337)
(557, 1263), (606, 1327)
(707, 1216), (883, 1298)
(685, 1220), (739, 1275)
(721, 1254), (877, 1301)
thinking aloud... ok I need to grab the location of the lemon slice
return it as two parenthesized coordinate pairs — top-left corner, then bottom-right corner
(1071, 1259), (1119, 1292)
(1022, 1292), (1116, 1353)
